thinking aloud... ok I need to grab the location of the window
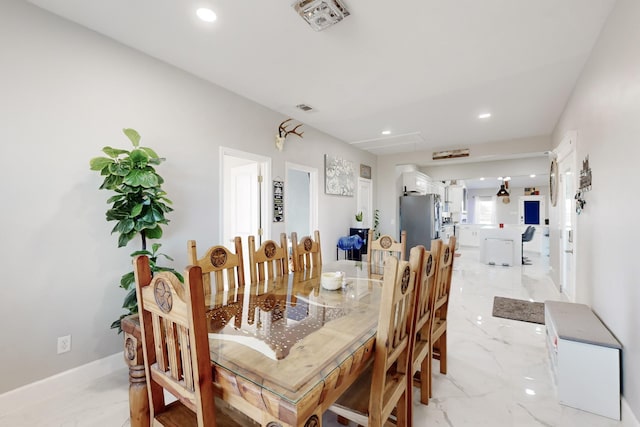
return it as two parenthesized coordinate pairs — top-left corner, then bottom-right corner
(475, 196), (496, 224)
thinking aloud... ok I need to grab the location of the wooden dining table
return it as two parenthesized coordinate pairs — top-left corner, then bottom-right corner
(122, 260), (383, 427)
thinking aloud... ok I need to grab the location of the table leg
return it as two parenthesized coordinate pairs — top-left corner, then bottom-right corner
(124, 331), (150, 427)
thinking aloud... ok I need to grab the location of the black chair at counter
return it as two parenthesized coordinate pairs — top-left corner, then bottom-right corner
(521, 226), (536, 265)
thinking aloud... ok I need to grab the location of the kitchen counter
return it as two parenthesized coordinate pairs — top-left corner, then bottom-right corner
(478, 228), (522, 266)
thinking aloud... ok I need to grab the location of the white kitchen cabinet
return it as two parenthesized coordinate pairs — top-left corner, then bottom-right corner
(483, 238), (514, 266)
(448, 185), (465, 213)
(545, 301), (621, 420)
(402, 171), (429, 194)
(458, 225), (480, 247)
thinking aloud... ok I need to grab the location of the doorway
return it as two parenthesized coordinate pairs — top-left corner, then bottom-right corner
(220, 148), (271, 248)
(357, 178), (373, 229)
(556, 132), (577, 301)
(285, 162), (318, 238)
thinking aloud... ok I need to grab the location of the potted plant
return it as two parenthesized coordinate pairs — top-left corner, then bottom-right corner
(355, 211), (364, 228)
(373, 209), (380, 239)
(89, 128), (180, 332)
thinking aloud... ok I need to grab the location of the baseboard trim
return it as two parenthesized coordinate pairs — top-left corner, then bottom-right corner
(622, 397), (640, 427)
(0, 352), (124, 415)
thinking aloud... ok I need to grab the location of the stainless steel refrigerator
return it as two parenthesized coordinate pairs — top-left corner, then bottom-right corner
(399, 194), (441, 251)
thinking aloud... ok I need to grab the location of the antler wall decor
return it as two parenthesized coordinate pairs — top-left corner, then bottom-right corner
(275, 118), (304, 151)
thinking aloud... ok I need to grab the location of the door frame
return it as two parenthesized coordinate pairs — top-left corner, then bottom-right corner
(554, 131), (577, 301)
(220, 147), (271, 245)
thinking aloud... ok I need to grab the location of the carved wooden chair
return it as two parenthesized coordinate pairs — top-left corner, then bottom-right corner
(429, 236), (456, 397)
(290, 230), (322, 271)
(367, 229), (407, 279)
(328, 256), (415, 426)
(187, 237), (245, 299)
(248, 233), (289, 283)
(133, 255), (258, 427)
(407, 241), (440, 413)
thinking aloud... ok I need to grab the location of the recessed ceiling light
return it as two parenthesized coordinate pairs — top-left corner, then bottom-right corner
(196, 8), (217, 22)
(381, 130), (391, 135)
(530, 174), (536, 178)
(480, 177), (485, 181)
(478, 113), (492, 119)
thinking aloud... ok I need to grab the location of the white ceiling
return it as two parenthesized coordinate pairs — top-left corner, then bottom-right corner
(28, 0), (615, 156)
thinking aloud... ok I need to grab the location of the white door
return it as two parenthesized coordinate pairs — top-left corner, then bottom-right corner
(557, 133), (577, 301)
(221, 149), (270, 248)
(357, 178), (373, 228)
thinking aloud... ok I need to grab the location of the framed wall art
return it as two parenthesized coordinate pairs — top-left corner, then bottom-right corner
(273, 180), (284, 222)
(360, 163), (372, 179)
(325, 154), (355, 196)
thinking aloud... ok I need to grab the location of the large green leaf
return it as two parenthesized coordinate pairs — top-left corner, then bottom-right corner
(130, 249), (153, 257)
(157, 203), (174, 213)
(129, 149), (149, 168)
(124, 169), (159, 188)
(90, 157), (114, 171)
(106, 194), (126, 204)
(102, 146), (129, 158)
(140, 147), (159, 159)
(130, 203), (144, 217)
(108, 160), (132, 177)
(145, 225), (163, 239)
(118, 230), (136, 247)
(151, 206), (164, 222)
(100, 174), (124, 190)
(134, 219), (155, 231)
(106, 207), (130, 221)
(155, 253), (174, 262)
(122, 288), (137, 309)
(123, 128), (141, 147)
(114, 218), (135, 234)
(120, 271), (135, 290)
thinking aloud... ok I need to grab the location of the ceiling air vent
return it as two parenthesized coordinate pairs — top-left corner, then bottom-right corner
(293, 0), (350, 32)
(296, 104), (314, 112)
(432, 148), (470, 160)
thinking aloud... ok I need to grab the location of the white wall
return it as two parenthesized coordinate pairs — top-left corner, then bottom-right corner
(466, 186), (549, 225)
(551, 0), (640, 419)
(0, 0), (376, 393)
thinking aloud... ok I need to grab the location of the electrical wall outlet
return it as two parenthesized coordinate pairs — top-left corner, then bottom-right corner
(57, 335), (71, 354)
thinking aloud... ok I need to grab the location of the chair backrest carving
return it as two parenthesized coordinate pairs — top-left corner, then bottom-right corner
(367, 229), (407, 279)
(187, 237), (245, 297)
(248, 233), (288, 283)
(290, 230), (322, 271)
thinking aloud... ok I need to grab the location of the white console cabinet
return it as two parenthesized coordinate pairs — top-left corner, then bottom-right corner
(545, 301), (621, 420)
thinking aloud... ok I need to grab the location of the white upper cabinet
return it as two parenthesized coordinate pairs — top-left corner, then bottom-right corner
(402, 171), (429, 194)
(448, 185), (466, 213)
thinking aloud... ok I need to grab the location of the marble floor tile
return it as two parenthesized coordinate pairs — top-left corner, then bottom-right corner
(1, 247), (630, 426)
